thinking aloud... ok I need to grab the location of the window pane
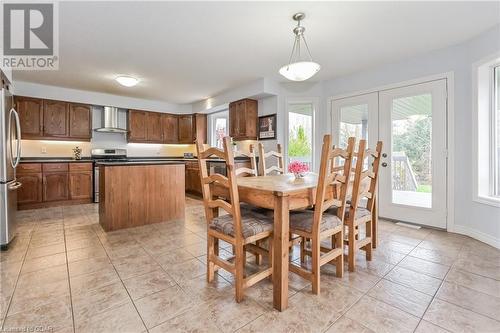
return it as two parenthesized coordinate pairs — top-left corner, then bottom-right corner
(288, 104), (313, 169)
(495, 66), (500, 196)
(214, 118), (227, 149)
(391, 93), (432, 208)
(339, 104), (368, 148)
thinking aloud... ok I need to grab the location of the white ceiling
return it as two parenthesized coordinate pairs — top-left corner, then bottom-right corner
(13, 1), (500, 104)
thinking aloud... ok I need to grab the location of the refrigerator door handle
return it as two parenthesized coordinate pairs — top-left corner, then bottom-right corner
(9, 108), (22, 169)
(8, 181), (22, 190)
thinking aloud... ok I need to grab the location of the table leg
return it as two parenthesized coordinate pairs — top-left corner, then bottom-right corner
(372, 197), (378, 248)
(273, 194), (289, 311)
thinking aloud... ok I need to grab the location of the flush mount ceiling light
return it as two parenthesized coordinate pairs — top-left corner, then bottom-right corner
(115, 76), (139, 87)
(279, 13), (320, 82)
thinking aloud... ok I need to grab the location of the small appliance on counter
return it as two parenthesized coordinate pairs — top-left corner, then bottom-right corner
(0, 73), (21, 249)
(183, 153), (194, 159)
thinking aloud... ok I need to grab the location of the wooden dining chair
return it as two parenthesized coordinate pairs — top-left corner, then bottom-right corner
(197, 137), (273, 302)
(288, 135), (354, 294)
(258, 143), (284, 176)
(234, 144), (258, 177)
(344, 140), (383, 272)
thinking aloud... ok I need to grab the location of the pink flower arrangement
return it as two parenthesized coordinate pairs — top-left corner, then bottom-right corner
(288, 161), (309, 178)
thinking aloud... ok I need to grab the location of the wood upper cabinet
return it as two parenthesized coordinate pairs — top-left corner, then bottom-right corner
(16, 96), (43, 138)
(146, 112), (162, 142)
(178, 115), (194, 144)
(161, 114), (178, 143)
(43, 172), (69, 202)
(229, 98), (257, 140)
(69, 104), (92, 139)
(43, 100), (69, 137)
(128, 110), (147, 142)
(194, 114), (207, 144)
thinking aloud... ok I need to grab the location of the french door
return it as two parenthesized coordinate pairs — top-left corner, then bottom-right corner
(332, 79), (448, 228)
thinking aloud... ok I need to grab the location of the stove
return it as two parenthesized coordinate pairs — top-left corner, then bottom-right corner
(91, 148), (127, 202)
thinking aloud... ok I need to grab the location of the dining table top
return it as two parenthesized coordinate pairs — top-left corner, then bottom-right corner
(236, 173), (319, 195)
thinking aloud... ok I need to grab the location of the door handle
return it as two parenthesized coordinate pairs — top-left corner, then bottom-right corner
(381, 162), (388, 167)
(8, 181), (22, 190)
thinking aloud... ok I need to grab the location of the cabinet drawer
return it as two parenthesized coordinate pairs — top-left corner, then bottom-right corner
(18, 163), (42, 174)
(43, 163), (69, 173)
(69, 163), (93, 172)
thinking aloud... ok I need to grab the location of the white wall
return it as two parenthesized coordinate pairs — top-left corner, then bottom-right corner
(321, 25), (500, 247)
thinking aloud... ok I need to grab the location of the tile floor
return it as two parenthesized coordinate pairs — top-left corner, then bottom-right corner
(1, 197), (499, 333)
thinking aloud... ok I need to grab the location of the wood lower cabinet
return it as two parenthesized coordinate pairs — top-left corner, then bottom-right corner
(16, 97), (43, 138)
(69, 104), (92, 139)
(185, 161), (202, 195)
(18, 162), (93, 209)
(17, 174), (43, 204)
(43, 172), (69, 202)
(229, 98), (257, 140)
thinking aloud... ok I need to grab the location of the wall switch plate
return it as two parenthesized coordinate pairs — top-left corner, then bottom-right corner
(41, 147), (47, 154)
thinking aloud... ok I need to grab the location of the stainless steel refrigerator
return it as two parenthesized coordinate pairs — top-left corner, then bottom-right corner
(0, 76), (21, 249)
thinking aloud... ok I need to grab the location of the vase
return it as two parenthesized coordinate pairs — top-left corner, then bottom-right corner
(294, 172), (305, 179)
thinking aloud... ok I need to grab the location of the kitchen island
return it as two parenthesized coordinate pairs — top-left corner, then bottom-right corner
(98, 161), (185, 231)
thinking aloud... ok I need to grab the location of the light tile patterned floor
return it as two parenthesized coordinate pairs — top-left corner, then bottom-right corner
(1, 197), (499, 333)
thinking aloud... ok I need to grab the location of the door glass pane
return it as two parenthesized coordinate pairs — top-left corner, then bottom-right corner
(339, 104), (368, 148)
(391, 94), (432, 208)
(214, 118), (227, 149)
(288, 104), (313, 169)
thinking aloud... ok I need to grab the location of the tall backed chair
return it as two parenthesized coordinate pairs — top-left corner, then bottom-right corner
(234, 144), (258, 177)
(344, 140), (383, 271)
(289, 135), (354, 294)
(258, 143), (284, 176)
(197, 137), (273, 302)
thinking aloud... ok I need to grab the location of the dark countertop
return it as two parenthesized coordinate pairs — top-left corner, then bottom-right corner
(96, 161), (185, 166)
(20, 156), (250, 163)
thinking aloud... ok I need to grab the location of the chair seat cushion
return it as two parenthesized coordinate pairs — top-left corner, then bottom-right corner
(289, 210), (342, 234)
(329, 206), (371, 220)
(209, 208), (273, 238)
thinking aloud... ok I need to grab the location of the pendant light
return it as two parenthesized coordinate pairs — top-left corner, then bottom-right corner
(279, 13), (320, 81)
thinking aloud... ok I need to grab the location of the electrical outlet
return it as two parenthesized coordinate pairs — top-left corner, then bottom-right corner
(41, 147), (47, 154)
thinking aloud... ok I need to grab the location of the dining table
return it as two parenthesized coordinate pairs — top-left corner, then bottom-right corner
(215, 172), (378, 311)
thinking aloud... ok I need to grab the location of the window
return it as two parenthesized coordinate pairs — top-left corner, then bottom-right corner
(287, 103), (314, 170)
(209, 110), (229, 149)
(474, 58), (500, 206)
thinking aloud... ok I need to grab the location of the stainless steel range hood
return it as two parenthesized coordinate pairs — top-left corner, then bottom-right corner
(94, 106), (128, 133)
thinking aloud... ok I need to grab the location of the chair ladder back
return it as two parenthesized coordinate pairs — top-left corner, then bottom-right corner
(196, 137), (244, 240)
(234, 144), (258, 177)
(349, 140), (368, 215)
(258, 143), (284, 176)
(312, 135), (355, 234)
(366, 141), (383, 212)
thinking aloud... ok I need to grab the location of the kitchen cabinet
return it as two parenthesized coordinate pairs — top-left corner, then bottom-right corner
(229, 98), (257, 140)
(69, 163), (93, 200)
(16, 96), (43, 138)
(18, 162), (93, 209)
(15, 96), (93, 141)
(146, 112), (162, 142)
(128, 110), (147, 142)
(69, 103), (92, 139)
(43, 172), (69, 202)
(178, 115), (193, 143)
(161, 114), (178, 143)
(194, 113), (207, 144)
(185, 161), (202, 195)
(43, 100), (69, 137)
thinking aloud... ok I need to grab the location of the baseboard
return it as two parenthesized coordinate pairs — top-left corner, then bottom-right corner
(451, 225), (500, 249)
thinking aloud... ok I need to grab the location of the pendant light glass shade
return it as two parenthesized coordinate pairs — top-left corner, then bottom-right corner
(279, 13), (320, 82)
(279, 61), (320, 81)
